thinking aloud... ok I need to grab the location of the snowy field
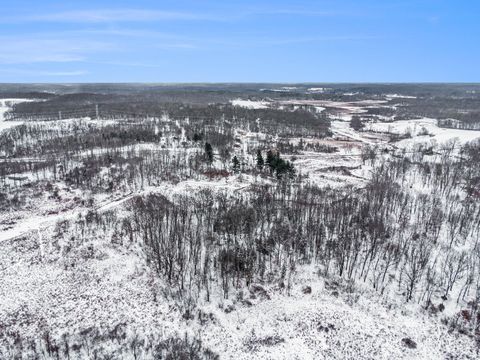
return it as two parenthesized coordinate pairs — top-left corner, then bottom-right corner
(0, 99), (31, 131)
(231, 99), (270, 109)
(367, 117), (480, 145)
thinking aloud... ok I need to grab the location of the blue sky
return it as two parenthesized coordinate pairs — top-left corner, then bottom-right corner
(0, 0), (478, 83)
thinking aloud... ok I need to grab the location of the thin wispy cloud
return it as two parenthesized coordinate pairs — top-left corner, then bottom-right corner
(154, 43), (197, 49)
(199, 34), (381, 48)
(40, 70), (89, 76)
(65, 26), (372, 49)
(2, 6), (342, 24)
(251, 35), (381, 46)
(73, 28), (179, 38)
(0, 36), (113, 64)
(0, 68), (88, 76)
(84, 60), (166, 68)
(6, 9), (214, 23)
(244, 8), (337, 17)
(0, 28), (198, 67)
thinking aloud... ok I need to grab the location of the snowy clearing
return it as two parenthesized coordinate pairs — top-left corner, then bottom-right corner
(231, 99), (270, 109)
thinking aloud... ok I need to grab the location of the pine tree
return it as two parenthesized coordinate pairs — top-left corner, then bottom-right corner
(350, 116), (365, 131)
(256, 150), (264, 169)
(285, 161), (296, 178)
(232, 156), (240, 172)
(205, 142), (213, 163)
(193, 133), (202, 142)
(266, 150), (276, 173)
(264, 150), (296, 179)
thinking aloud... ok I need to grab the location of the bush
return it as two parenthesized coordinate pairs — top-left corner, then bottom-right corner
(350, 116), (365, 131)
(154, 334), (219, 360)
(401, 337), (417, 349)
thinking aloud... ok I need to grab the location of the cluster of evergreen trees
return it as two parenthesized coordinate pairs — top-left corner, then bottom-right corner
(225, 149), (295, 179)
(256, 150), (295, 179)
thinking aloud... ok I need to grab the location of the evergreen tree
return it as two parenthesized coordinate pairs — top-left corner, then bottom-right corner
(232, 156), (240, 172)
(266, 150), (276, 173)
(350, 116), (365, 131)
(275, 159), (295, 179)
(256, 150), (264, 169)
(204, 142), (213, 163)
(264, 150), (296, 179)
(193, 133), (202, 142)
(285, 161), (296, 178)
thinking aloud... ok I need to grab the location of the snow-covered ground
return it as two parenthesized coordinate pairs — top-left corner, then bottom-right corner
(385, 94), (417, 100)
(0, 222), (475, 359)
(2, 95), (480, 358)
(0, 99), (32, 131)
(367, 117), (480, 145)
(307, 87), (331, 93)
(201, 274), (475, 359)
(231, 99), (270, 109)
(0, 194), (135, 243)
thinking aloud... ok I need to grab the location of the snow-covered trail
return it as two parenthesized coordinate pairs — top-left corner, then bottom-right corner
(330, 120), (376, 144)
(0, 193), (136, 243)
(0, 174), (255, 244)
